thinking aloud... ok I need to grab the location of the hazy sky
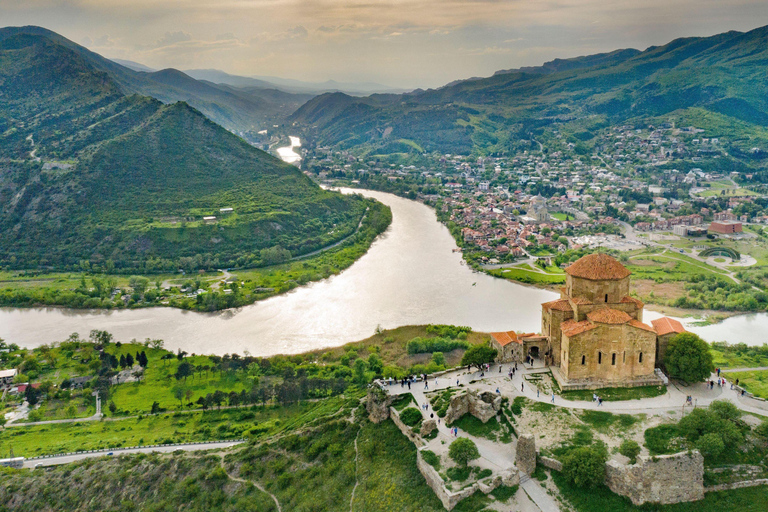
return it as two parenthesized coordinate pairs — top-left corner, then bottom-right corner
(3, 0), (768, 88)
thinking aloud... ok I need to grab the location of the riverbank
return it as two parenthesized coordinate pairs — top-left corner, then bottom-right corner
(326, 180), (762, 329)
(0, 200), (391, 314)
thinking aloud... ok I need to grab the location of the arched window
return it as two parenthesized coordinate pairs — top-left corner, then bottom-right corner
(598, 352), (602, 364)
(611, 353), (616, 365)
(605, 294), (609, 302)
(581, 355), (586, 365)
(639, 352), (643, 363)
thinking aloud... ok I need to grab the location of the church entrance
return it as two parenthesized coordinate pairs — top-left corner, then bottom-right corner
(530, 346), (540, 358)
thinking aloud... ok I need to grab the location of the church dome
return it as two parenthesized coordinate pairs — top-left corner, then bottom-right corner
(564, 253), (631, 281)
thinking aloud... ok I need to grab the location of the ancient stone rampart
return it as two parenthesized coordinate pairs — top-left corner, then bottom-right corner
(605, 451), (704, 505)
(444, 389), (501, 425)
(389, 407), (424, 446)
(515, 434), (536, 475)
(416, 448), (519, 511)
(366, 387), (392, 424)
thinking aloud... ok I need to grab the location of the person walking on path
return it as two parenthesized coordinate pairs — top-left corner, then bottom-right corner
(521, 382), (524, 392)
(551, 393), (555, 404)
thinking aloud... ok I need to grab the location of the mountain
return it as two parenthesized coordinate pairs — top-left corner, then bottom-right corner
(0, 26), (307, 134)
(111, 58), (156, 72)
(185, 68), (409, 96)
(290, 25), (768, 158)
(0, 29), (371, 272)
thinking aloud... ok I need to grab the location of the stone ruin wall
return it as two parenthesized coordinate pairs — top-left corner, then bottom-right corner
(605, 451), (704, 506)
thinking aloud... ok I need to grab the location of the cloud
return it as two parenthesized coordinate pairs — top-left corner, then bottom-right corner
(152, 31), (192, 49)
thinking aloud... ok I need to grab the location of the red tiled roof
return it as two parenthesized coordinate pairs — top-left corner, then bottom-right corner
(561, 319), (599, 337)
(490, 331), (521, 346)
(620, 296), (644, 308)
(629, 320), (657, 333)
(587, 308), (632, 324)
(651, 317), (686, 336)
(542, 299), (573, 312)
(564, 253), (631, 280)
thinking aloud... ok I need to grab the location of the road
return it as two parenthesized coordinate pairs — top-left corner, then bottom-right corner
(23, 440), (244, 469)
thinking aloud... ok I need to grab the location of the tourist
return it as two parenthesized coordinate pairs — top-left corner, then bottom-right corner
(407, 381), (411, 390)
(521, 382), (524, 392)
(716, 367), (721, 377)
(537, 389), (540, 398)
(592, 393), (597, 402)
(499, 365), (502, 373)
(736, 378), (740, 386)
(425, 380), (429, 390)
(551, 393), (555, 404)
(456, 379), (460, 386)
(742, 389), (746, 396)
(598, 397), (603, 406)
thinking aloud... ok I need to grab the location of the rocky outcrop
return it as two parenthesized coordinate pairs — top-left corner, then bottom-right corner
(366, 387), (392, 424)
(605, 451), (704, 505)
(444, 390), (501, 425)
(515, 434), (536, 475)
(420, 419), (437, 437)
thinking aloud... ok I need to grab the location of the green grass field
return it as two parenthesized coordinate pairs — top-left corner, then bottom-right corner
(722, 370), (768, 398)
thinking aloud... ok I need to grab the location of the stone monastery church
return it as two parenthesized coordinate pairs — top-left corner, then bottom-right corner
(491, 253), (686, 390)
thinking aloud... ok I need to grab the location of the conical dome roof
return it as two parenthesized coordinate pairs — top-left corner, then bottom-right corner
(564, 253), (631, 281)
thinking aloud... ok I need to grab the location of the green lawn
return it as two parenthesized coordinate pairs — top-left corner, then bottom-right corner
(491, 267), (566, 285)
(722, 370), (768, 398)
(0, 397), (352, 458)
(561, 385), (666, 402)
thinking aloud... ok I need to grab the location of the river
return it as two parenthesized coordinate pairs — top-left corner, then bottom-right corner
(275, 136), (301, 164)
(0, 189), (765, 354)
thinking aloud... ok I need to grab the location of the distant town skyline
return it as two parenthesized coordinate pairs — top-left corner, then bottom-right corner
(3, 0), (768, 89)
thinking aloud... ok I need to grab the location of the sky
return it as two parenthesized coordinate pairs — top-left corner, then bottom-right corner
(3, 0), (768, 89)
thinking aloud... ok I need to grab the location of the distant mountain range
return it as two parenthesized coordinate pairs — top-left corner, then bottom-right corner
(184, 69), (409, 96)
(0, 26), (369, 272)
(289, 25), (768, 161)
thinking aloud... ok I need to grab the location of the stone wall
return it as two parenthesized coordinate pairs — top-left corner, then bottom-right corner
(366, 387), (392, 424)
(605, 451), (704, 506)
(416, 448), (519, 511)
(538, 455), (563, 472)
(444, 390), (501, 425)
(389, 407), (424, 447)
(561, 322), (658, 383)
(515, 434), (536, 475)
(568, 275), (629, 305)
(706, 479), (768, 492)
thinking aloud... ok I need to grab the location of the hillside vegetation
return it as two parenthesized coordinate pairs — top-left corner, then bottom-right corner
(0, 31), (385, 275)
(291, 25), (768, 168)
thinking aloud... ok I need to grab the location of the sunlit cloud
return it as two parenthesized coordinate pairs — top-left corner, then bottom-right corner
(1, 0), (767, 87)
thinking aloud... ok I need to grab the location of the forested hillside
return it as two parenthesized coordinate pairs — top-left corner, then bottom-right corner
(290, 25), (768, 163)
(0, 31), (376, 273)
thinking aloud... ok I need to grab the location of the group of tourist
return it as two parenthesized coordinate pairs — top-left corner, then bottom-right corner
(591, 393), (604, 406)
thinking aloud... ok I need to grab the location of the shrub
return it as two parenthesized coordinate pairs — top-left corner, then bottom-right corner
(696, 432), (725, 460)
(449, 437), (480, 467)
(399, 407), (423, 427)
(562, 446), (607, 488)
(619, 439), (641, 464)
(422, 450), (441, 470)
(510, 397), (524, 416)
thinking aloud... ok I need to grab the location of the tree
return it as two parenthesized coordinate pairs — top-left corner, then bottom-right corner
(449, 438), (480, 467)
(174, 387), (185, 406)
(562, 446), (607, 488)
(151, 401), (161, 414)
(665, 333), (714, 383)
(25, 385), (40, 406)
(175, 361), (192, 381)
(460, 343), (498, 370)
(619, 439), (641, 464)
(108, 401), (117, 414)
(353, 358), (369, 386)
(126, 354), (134, 367)
(119, 354), (127, 369)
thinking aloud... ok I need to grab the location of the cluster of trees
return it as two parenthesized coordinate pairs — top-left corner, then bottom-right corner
(406, 337), (469, 355)
(677, 275), (768, 311)
(664, 333), (714, 383)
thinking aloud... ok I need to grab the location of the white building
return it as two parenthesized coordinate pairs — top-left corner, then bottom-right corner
(0, 368), (17, 386)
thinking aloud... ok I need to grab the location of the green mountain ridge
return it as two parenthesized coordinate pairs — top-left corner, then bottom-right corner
(290, 25), (768, 160)
(0, 26), (311, 134)
(0, 30), (370, 272)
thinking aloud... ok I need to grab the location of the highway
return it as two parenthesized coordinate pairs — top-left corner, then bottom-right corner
(22, 440), (244, 469)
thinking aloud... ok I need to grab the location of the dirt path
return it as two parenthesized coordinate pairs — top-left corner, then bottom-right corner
(221, 457), (283, 512)
(349, 428), (361, 512)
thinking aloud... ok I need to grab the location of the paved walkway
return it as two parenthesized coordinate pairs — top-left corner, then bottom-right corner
(520, 475), (560, 512)
(384, 363), (768, 419)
